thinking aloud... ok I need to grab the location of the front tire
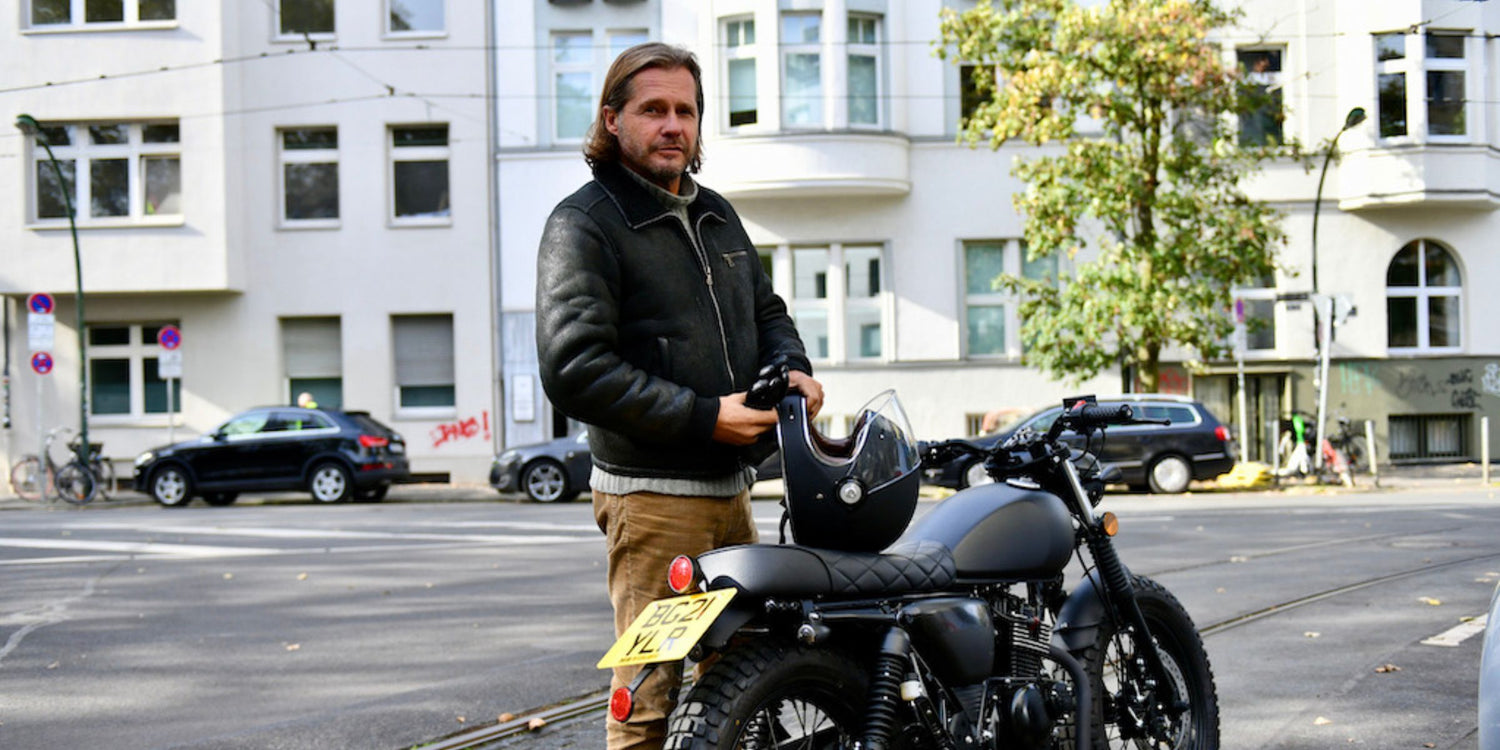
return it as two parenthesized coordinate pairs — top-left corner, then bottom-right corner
(666, 641), (869, 749)
(10, 457), (46, 502)
(151, 465), (193, 508)
(1147, 455), (1192, 494)
(1072, 575), (1219, 749)
(55, 461), (98, 505)
(309, 462), (352, 503)
(521, 460), (574, 503)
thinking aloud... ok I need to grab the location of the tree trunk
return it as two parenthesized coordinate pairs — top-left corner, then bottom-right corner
(1135, 343), (1161, 393)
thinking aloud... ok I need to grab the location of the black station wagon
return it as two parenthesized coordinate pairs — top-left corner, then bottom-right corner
(924, 395), (1236, 494)
(133, 407), (409, 507)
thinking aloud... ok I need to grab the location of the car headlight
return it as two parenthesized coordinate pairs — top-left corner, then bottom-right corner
(134, 451), (155, 467)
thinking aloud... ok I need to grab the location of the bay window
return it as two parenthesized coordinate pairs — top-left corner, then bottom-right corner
(26, 121), (181, 224)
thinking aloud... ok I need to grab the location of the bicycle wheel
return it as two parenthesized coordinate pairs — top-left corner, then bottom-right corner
(91, 457), (116, 499)
(54, 461), (98, 506)
(1345, 435), (1368, 474)
(10, 457), (47, 502)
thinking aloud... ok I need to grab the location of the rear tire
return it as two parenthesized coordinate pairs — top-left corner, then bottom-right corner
(55, 461), (97, 505)
(1071, 575), (1219, 749)
(1147, 455), (1192, 494)
(522, 460), (574, 503)
(151, 465), (193, 508)
(666, 641), (869, 749)
(10, 457), (46, 502)
(309, 462), (352, 503)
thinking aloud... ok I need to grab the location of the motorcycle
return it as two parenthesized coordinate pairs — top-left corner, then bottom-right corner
(598, 375), (1219, 749)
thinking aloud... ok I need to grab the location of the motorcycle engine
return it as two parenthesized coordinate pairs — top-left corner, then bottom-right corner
(978, 595), (1072, 749)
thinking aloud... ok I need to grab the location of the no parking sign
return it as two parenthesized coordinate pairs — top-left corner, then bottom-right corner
(30, 352), (53, 375)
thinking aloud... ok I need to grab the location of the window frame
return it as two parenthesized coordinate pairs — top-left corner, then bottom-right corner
(960, 239), (1058, 359)
(723, 15), (760, 131)
(385, 0), (445, 39)
(1373, 29), (1472, 143)
(1236, 46), (1285, 147)
(388, 124), (452, 226)
(845, 13), (884, 129)
(277, 125), (340, 229)
(25, 0), (176, 30)
(1386, 239), (1463, 355)
(780, 10), (824, 129)
(766, 242), (890, 365)
(392, 313), (458, 417)
(86, 322), (182, 423)
(24, 120), (182, 228)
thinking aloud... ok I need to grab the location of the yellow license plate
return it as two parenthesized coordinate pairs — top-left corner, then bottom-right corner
(597, 588), (737, 669)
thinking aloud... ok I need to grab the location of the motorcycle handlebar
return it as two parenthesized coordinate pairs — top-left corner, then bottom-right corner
(1074, 404), (1135, 426)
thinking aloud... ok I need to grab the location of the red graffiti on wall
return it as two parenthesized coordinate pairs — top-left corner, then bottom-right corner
(430, 411), (491, 448)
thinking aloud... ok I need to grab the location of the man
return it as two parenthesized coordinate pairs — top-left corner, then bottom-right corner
(295, 392), (317, 409)
(535, 42), (823, 750)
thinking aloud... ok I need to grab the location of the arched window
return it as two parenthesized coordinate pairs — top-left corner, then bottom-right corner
(1386, 239), (1462, 351)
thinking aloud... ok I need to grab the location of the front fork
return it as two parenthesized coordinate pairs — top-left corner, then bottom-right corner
(1060, 461), (1184, 740)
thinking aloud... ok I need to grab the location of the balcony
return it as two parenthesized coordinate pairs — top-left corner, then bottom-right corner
(703, 132), (911, 199)
(1337, 145), (1500, 211)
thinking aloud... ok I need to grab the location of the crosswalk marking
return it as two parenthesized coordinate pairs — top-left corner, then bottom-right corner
(0, 537), (280, 558)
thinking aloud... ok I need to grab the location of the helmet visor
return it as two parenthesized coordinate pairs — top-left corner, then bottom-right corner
(843, 389), (919, 490)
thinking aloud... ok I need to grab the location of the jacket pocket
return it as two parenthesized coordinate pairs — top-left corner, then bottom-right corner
(720, 249), (749, 269)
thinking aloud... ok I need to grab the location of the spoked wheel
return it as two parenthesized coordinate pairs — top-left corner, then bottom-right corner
(54, 461), (98, 506)
(522, 460), (574, 503)
(1072, 574), (1219, 749)
(151, 465), (193, 508)
(309, 462), (352, 503)
(10, 457), (47, 502)
(666, 642), (870, 750)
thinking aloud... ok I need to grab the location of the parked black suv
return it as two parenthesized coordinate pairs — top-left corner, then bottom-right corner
(924, 395), (1235, 493)
(133, 407), (409, 507)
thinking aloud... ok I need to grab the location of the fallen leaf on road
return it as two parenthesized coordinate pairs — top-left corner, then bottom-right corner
(46, 661), (59, 669)
(285, 643), (301, 652)
(1375, 664), (1401, 673)
(456, 716), (466, 723)
(1462, 616), (1477, 623)
(1425, 743), (1436, 748)
(1304, 632), (1321, 638)
(1314, 717), (1333, 726)
(528, 717), (547, 731)
(297, 573), (309, 581)
(1215, 587), (1226, 594)
(499, 713), (516, 722)
(223, 573), (234, 580)
(1419, 597), (1442, 606)
(1229, 555), (1249, 563)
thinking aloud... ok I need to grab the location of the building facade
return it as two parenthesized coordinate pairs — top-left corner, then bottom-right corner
(1, 1), (498, 485)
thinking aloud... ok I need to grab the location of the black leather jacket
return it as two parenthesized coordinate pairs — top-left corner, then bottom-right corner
(536, 163), (810, 480)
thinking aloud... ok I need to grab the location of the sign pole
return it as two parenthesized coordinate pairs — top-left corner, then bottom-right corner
(36, 370), (44, 502)
(167, 377), (175, 444)
(156, 325), (182, 445)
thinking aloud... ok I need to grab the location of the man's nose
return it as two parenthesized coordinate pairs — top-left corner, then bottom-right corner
(662, 112), (685, 134)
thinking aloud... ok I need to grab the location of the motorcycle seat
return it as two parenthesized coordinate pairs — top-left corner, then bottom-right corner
(697, 539), (956, 598)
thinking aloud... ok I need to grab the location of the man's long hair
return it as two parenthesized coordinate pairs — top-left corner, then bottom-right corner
(584, 42), (705, 173)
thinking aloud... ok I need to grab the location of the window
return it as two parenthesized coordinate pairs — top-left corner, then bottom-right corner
(844, 245), (882, 359)
(959, 65), (987, 123)
(1389, 413), (1469, 460)
(388, 0), (443, 35)
(87, 323), (180, 419)
(1234, 273), (1278, 352)
(781, 12), (823, 127)
(847, 14), (882, 127)
(782, 243), (888, 363)
(724, 17), (758, 127)
(26, 121), (181, 224)
(282, 318), (342, 409)
(1387, 239), (1461, 351)
(390, 125), (450, 222)
(393, 314), (456, 410)
(963, 239), (1057, 357)
(279, 127), (339, 223)
(552, 29), (649, 141)
(1237, 48), (1284, 147)
(1374, 31), (1468, 139)
(28, 0), (173, 26)
(280, 0), (332, 36)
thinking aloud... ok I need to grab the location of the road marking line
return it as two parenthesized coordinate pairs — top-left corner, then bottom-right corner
(47, 524), (595, 544)
(1422, 614), (1488, 647)
(0, 537), (280, 558)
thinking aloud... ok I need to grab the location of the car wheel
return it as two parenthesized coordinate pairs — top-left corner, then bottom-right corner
(1147, 455), (1193, 494)
(203, 492), (238, 507)
(961, 459), (994, 489)
(522, 460), (575, 503)
(151, 466), (193, 508)
(356, 484), (389, 503)
(309, 462), (352, 503)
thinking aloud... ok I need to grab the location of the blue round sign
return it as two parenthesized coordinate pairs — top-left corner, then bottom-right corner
(27, 293), (54, 315)
(30, 352), (53, 375)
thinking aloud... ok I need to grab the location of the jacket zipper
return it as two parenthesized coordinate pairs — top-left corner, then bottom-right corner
(687, 213), (736, 385)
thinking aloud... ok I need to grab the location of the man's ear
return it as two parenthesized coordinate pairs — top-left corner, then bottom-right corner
(602, 107), (619, 136)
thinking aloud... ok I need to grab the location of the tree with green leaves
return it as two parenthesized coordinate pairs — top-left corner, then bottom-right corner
(939, 0), (1292, 392)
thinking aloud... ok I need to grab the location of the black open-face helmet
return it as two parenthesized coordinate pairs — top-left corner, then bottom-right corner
(776, 389), (921, 552)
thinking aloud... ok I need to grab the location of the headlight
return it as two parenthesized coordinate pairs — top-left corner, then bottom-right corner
(134, 452), (155, 467)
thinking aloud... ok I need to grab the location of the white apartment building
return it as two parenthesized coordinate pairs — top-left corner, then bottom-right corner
(499, 0), (1500, 467)
(1, 1), (497, 485)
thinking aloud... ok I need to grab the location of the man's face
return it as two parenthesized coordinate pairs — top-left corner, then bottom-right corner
(603, 66), (699, 194)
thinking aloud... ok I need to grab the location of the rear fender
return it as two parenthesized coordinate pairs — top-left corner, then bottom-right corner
(1053, 566), (1127, 652)
(696, 597), (759, 652)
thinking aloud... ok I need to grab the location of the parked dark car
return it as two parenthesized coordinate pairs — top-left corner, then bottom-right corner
(491, 431), (781, 503)
(923, 395), (1236, 493)
(133, 407), (409, 507)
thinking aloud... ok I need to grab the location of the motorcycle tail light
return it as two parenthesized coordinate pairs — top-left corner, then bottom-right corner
(358, 435), (389, 449)
(609, 687), (634, 722)
(1214, 425), (1231, 442)
(667, 555), (698, 594)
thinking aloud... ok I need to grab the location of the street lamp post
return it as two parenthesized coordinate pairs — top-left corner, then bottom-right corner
(1310, 107), (1367, 471)
(15, 114), (90, 469)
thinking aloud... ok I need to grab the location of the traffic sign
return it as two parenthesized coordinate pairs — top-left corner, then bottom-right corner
(27, 293), (54, 315)
(157, 325), (182, 350)
(30, 352), (53, 375)
(28, 313), (54, 352)
(158, 349), (182, 379)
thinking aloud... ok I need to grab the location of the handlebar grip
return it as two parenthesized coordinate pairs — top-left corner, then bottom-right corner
(1077, 404), (1134, 425)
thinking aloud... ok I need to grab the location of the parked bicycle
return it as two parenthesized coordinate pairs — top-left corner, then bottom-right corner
(1321, 415), (1368, 487)
(9, 427), (111, 505)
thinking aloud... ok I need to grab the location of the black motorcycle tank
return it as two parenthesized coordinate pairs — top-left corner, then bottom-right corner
(898, 597), (995, 686)
(902, 482), (1073, 579)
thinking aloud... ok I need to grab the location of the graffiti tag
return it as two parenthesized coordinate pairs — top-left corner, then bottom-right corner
(430, 411), (492, 448)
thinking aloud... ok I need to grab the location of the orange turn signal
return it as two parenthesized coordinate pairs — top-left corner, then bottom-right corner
(1100, 512), (1119, 537)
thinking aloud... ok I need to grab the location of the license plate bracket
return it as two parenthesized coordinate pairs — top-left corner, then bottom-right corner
(597, 588), (736, 669)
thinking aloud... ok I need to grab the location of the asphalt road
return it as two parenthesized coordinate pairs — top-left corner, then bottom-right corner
(1, 484), (1497, 749)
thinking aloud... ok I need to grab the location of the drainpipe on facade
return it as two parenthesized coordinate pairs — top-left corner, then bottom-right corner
(484, 0), (505, 457)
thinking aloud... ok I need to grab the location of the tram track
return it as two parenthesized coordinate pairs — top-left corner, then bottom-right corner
(433, 534), (1500, 747)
